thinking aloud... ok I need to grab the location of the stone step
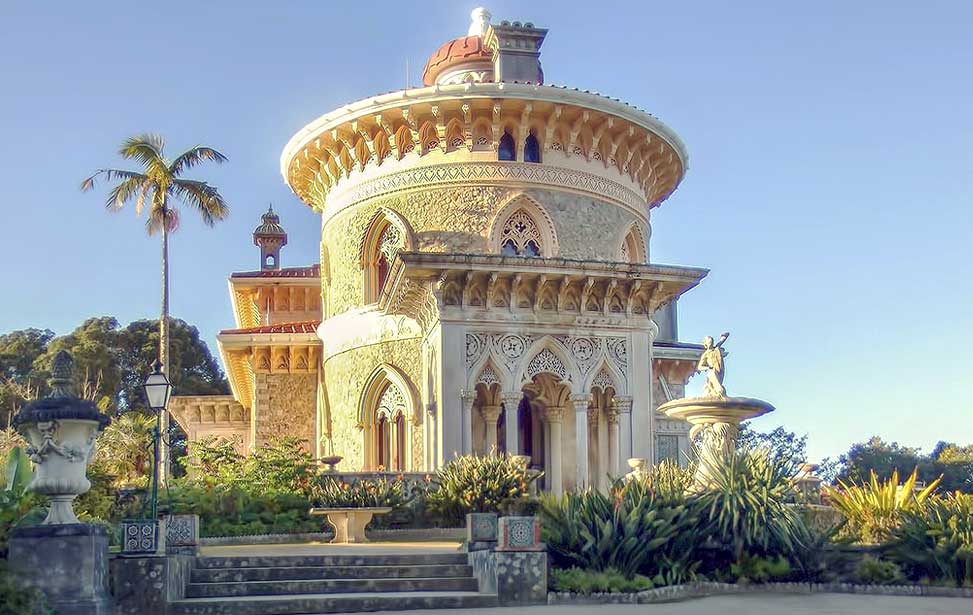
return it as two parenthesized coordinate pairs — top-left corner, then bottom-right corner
(170, 591), (499, 615)
(186, 576), (479, 598)
(194, 553), (467, 569)
(191, 564), (474, 583)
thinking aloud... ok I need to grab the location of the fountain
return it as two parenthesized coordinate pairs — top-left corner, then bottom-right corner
(657, 332), (774, 476)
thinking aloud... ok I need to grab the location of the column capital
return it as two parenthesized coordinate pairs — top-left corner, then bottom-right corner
(587, 406), (599, 427)
(606, 406), (620, 425)
(570, 393), (592, 410)
(460, 389), (477, 404)
(543, 406), (564, 423)
(480, 404), (503, 424)
(500, 391), (523, 406)
(611, 395), (633, 413)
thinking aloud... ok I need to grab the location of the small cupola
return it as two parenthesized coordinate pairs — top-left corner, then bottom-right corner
(253, 205), (287, 270)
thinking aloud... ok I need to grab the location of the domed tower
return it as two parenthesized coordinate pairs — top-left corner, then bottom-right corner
(280, 8), (707, 487)
(253, 205), (288, 270)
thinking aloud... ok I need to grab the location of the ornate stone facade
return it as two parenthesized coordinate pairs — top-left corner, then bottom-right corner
(172, 10), (711, 489)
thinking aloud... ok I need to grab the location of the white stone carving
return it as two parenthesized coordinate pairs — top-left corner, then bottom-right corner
(324, 162), (645, 221)
(500, 210), (542, 256)
(526, 348), (567, 380)
(377, 383), (406, 420)
(592, 367), (616, 392)
(466, 333), (487, 367)
(477, 364), (501, 387)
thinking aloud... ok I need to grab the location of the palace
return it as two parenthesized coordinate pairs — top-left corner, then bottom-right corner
(170, 8), (708, 494)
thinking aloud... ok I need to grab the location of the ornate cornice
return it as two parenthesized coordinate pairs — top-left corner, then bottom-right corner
(281, 83), (687, 211)
(322, 161), (646, 223)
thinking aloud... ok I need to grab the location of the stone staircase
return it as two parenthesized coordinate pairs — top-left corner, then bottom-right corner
(169, 552), (498, 615)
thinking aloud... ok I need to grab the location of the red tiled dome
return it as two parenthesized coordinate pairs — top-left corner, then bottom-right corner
(422, 35), (493, 86)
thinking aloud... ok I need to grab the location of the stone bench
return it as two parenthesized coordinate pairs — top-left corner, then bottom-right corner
(309, 507), (393, 543)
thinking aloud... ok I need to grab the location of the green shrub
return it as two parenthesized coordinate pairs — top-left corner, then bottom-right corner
(632, 459), (695, 503)
(180, 437), (316, 495)
(730, 554), (792, 583)
(161, 484), (320, 537)
(855, 556), (903, 585)
(550, 566), (654, 594)
(540, 478), (702, 584)
(824, 469), (940, 544)
(888, 492), (973, 586)
(696, 444), (811, 567)
(425, 455), (538, 526)
(309, 475), (411, 509)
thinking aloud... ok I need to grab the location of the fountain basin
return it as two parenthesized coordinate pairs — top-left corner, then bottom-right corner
(659, 396), (774, 428)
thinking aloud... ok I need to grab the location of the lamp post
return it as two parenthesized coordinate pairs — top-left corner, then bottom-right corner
(142, 360), (173, 523)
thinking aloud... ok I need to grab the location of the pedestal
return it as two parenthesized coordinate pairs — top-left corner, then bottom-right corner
(8, 524), (112, 615)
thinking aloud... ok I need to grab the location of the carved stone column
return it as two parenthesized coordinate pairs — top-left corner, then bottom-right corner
(481, 404), (502, 455)
(587, 406), (602, 490)
(425, 402), (437, 470)
(571, 394), (593, 490)
(607, 402), (621, 479)
(501, 392), (522, 456)
(614, 396), (633, 463)
(460, 390), (476, 456)
(544, 406), (564, 496)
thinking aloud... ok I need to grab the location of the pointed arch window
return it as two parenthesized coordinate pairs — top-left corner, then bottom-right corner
(375, 382), (407, 471)
(498, 132), (516, 161)
(500, 210), (543, 257)
(620, 225), (647, 264)
(363, 219), (404, 303)
(524, 133), (541, 163)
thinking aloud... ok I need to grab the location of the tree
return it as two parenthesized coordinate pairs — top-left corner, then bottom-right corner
(823, 436), (973, 494)
(115, 319), (228, 412)
(738, 425), (808, 468)
(0, 329), (53, 425)
(82, 134), (230, 478)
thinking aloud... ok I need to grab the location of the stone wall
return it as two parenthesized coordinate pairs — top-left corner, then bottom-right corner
(321, 186), (642, 316)
(253, 373), (316, 450)
(322, 337), (423, 470)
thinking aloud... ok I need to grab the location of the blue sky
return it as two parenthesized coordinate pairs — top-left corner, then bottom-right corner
(1, 1), (970, 463)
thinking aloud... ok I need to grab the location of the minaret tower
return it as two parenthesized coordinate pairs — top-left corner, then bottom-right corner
(253, 205), (287, 270)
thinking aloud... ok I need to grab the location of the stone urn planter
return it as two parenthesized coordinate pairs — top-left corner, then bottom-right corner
(8, 351), (113, 615)
(309, 507), (393, 543)
(12, 351), (111, 525)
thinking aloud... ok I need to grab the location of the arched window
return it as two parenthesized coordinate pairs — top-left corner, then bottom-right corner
(499, 209), (543, 257)
(265, 254), (276, 268)
(375, 382), (407, 471)
(620, 224), (647, 264)
(524, 133), (541, 163)
(498, 132), (516, 161)
(362, 218), (404, 303)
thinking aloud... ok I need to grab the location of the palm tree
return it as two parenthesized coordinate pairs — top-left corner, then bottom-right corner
(82, 134), (229, 480)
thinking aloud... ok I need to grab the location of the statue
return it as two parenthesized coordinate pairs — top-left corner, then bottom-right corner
(696, 332), (729, 399)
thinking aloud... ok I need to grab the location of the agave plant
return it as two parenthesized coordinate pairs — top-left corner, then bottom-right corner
(540, 478), (702, 582)
(888, 492), (973, 586)
(695, 443), (810, 566)
(426, 454), (539, 525)
(824, 469), (941, 544)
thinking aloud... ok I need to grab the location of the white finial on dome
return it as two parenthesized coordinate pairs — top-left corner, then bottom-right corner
(468, 7), (491, 37)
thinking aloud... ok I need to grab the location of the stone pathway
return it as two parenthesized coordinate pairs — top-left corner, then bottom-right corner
(369, 593), (968, 614)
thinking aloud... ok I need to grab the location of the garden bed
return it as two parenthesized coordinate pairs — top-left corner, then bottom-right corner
(547, 581), (973, 604)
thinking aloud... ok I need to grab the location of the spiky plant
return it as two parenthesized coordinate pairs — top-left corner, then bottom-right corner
(695, 444), (810, 566)
(888, 492), (973, 585)
(824, 469), (941, 544)
(426, 454), (538, 525)
(540, 478), (702, 582)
